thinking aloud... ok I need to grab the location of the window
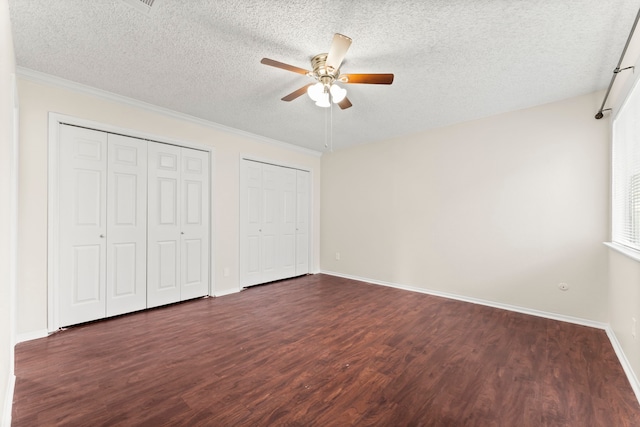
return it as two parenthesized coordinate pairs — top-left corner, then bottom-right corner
(612, 75), (640, 252)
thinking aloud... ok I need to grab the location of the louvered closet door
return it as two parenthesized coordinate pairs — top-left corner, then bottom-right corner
(59, 125), (108, 327)
(105, 134), (148, 316)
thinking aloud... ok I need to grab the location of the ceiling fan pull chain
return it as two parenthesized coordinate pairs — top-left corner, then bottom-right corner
(324, 104), (329, 149)
(329, 101), (334, 152)
(324, 100), (334, 151)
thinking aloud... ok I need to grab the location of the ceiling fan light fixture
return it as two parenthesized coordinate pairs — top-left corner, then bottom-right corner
(307, 82), (324, 102)
(330, 84), (347, 103)
(315, 92), (331, 108)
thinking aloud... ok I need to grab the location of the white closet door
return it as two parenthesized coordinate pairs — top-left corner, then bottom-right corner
(261, 164), (282, 283)
(281, 168), (297, 278)
(240, 159), (311, 287)
(240, 160), (263, 287)
(59, 125), (108, 326)
(295, 170), (310, 276)
(180, 148), (210, 300)
(105, 134), (147, 316)
(147, 143), (182, 308)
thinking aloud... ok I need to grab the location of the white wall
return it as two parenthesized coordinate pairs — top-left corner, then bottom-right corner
(16, 76), (321, 336)
(0, 0), (16, 423)
(605, 24), (640, 396)
(321, 92), (609, 322)
(608, 250), (640, 389)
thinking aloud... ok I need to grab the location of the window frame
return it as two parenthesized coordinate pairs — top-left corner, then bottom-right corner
(609, 54), (640, 261)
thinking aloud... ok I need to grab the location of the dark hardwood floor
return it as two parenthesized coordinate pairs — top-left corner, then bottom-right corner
(12, 274), (640, 426)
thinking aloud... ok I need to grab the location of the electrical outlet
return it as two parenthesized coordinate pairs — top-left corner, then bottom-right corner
(558, 283), (569, 291)
(335, 252), (341, 261)
(223, 267), (230, 277)
(633, 318), (637, 339)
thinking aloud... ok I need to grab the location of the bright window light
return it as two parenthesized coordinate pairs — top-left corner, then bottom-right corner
(612, 75), (640, 252)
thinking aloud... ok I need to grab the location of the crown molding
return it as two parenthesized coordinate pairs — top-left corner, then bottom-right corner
(16, 67), (322, 158)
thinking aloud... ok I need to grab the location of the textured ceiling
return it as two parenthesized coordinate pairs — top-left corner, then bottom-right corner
(8, 0), (640, 151)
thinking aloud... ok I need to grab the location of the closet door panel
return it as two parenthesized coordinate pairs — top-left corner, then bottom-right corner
(240, 160), (263, 286)
(106, 134), (147, 316)
(261, 164), (282, 282)
(180, 148), (209, 300)
(295, 170), (310, 275)
(59, 125), (108, 327)
(147, 143), (182, 308)
(281, 168), (297, 278)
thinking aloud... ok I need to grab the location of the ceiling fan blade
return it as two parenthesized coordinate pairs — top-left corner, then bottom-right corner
(325, 33), (352, 71)
(281, 84), (313, 102)
(337, 96), (352, 110)
(340, 73), (394, 84)
(260, 58), (310, 75)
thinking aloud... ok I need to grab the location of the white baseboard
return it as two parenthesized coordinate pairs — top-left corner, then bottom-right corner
(2, 374), (15, 427)
(320, 270), (640, 405)
(606, 326), (640, 404)
(16, 329), (48, 344)
(321, 270), (607, 329)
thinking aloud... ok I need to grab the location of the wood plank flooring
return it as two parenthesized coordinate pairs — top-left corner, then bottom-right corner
(12, 274), (640, 426)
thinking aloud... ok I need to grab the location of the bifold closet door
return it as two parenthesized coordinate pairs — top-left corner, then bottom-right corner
(147, 143), (209, 308)
(260, 163), (283, 283)
(240, 159), (310, 287)
(280, 167), (297, 278)
(59, 127), (149, 326)
(180, 148), (210, 300)
(241, 161), (284, 285)
(58, 127), (209, 325)
(295, 169), (310, 276)
(147, 143), (181, 307)
(105, 134), (148, 317)
(241, 160), (263, 286)
(59, 125), (108, 327)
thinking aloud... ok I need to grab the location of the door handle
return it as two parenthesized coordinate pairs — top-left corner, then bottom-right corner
(99, 234), (104, 238)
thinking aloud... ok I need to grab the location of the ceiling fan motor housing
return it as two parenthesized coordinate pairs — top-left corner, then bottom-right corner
(311, 53), (340, 86)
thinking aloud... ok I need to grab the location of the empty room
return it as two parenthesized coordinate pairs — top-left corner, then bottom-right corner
(2, 0), (640, 425)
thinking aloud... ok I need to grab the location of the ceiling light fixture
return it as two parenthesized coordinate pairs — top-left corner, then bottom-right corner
(329, 84), (347, 103)
(307, 82), (347, 108)
(316, 92), (331, 108)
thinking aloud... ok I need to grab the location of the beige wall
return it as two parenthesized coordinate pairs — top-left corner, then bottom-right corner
(16, 77), (321, 335)
(322, 92), (609, 322)
(0, 0), (15, 422)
